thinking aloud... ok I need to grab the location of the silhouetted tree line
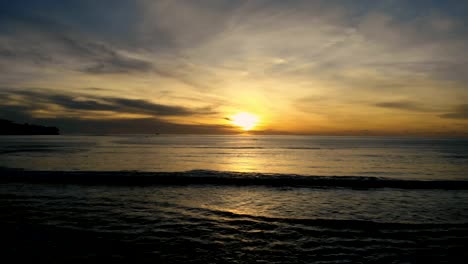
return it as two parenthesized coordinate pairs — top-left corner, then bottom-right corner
(0, 119), (60, 135)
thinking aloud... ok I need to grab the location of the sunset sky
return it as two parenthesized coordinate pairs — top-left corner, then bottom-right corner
(1, 0), (467, 135)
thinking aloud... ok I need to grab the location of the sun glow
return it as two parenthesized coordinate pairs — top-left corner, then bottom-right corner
(230, 112), (259, 131)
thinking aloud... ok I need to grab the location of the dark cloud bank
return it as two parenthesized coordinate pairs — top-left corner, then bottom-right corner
(0, 89), (234, 134)
(440, 104), (468, 119)
(374, 101), (432, 112)
(375, 100), (468, 120)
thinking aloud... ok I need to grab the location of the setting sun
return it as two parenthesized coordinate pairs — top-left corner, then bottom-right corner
(230, 112), (259, 131)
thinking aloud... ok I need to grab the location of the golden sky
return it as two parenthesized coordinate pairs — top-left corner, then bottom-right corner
(1, 0), (467, 135)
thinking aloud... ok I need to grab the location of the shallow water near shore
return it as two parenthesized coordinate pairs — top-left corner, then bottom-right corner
(2, 183), (468, 263)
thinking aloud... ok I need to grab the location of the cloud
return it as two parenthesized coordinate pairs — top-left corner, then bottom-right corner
(2, 0), (468, 83)
(0, 12), (220, 89)
(82, 57), (152, 74)
(0, 89), (228, 134)
(0, 104), (36, 122)
(27, 117), (236, 134)
(0, 89), (216, 118)
(0, 14), (153, 75)
(105, 97), (213, 116)
(0, 111), (235, 134)
(374, 101), (434, 112)
(57, 36), (153, 74)
(440, 104), (468, 119)
(1, 1), (468, 135)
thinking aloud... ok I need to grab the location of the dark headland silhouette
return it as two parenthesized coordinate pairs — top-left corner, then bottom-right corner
(0, 119), (60, 135)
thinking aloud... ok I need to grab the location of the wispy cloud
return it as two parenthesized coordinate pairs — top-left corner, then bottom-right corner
(0, 14), (153, 75)
(0, 88), (227, 134)
(440, 104), (468, 119)
(0, 0), (467, 134)
(374, 101), (435, 112)
(26, 117), (236, 134)
(0, 89), (217, 118)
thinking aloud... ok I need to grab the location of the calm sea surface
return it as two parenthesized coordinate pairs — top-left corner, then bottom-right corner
(1, 135), (467, 179)
(1, 135), (468, 263)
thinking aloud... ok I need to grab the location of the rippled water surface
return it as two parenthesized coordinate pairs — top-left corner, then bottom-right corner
(1, 135), (468, 179)
(2, 184), (468, 263)
(1, 135), (468, 263)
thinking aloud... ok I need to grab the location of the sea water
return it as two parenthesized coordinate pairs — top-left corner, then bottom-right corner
(1, 135), (467, 263)
(1, 135), (467, 179)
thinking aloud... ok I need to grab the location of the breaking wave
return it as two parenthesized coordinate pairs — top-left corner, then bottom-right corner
(2, 168), (468, 189)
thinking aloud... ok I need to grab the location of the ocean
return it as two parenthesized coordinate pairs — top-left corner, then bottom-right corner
(1, 135), (468, 263)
